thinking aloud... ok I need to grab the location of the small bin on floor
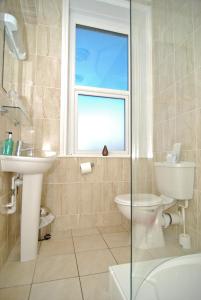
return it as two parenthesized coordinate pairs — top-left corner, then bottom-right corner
(39, 207), (55, 241)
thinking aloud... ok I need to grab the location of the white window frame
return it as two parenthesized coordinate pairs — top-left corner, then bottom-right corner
(60, 0), (130, 156)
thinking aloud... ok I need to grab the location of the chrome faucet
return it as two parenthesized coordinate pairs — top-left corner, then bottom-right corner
(15, 140), (34, 156)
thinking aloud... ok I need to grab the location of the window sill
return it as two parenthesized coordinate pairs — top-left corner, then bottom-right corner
(58, 154), (131, 158)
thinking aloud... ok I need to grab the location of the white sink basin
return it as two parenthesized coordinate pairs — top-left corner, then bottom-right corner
(0, 153), (56, 262)
(0, 154), (56, 174)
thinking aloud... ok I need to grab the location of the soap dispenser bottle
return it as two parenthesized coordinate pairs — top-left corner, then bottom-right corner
(3, 131), (14, 155)
(102, 145), (109, 156)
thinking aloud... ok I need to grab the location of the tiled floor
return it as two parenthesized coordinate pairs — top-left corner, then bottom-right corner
(0, 225), (130, 300)
(0, 226), (196, 300)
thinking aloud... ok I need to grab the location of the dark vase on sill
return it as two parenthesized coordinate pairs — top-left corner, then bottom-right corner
(102, 145), (109, 156)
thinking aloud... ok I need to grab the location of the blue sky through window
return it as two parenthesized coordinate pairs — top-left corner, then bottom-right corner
(75, 25), (128, 90)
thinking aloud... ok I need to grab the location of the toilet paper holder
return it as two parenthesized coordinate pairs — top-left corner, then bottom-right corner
(80, 162), (95, 174)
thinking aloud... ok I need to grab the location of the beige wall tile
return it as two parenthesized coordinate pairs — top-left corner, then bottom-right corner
(156, 85), (176, 122)
(37, 25), (61, 58)
(158, 54), (174, 92)
(103, 158), (124, 182)
(35, 56), (60, 88)
(195, 68), (201, 108)
(153, 0), (201, 248)
(173, 1), (193, 46)
(42, 184), (62, 216)
(176, 111), (196, 151)
(22, 54), (36, 87)
(51, 215), (79, 232)
(96, 212), (122, 227)
(102, 183), (116, 212)
(43, 88), (60, 119)
(63, 158), (80, 183)
(196, 109), (201, 149)
(122, 158), (131, 181)
(192, 0), (201, 30)
(33, 118), (60, 152)
(61, 183), (80, 215)
(176, 74), (196, 114)
(36, 0), (62, 26)
(25, 24), (36, 55)
(78, 214), (97, 229)
(175, 35), (194, 82)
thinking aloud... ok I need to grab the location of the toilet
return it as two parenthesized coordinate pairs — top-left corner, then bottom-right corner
(114, 161), (195, 249)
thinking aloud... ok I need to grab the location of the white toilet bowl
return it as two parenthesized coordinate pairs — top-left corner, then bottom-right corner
(114, 193), (175, 249)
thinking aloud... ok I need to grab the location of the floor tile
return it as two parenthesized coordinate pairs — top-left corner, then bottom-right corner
(0, 285), (31, 300)
(7, 243), (20, 262)
(51, 230), (72, 240)
(110, 247), (131, 264)
(98, 225), (127, 234)
(29, 278), (82, 300)
(76, 249), (116, 276)
(148, 245), (184, 259)
(33, 254), (78, 283)
(72, 227), (99, 237)
(0, 260), (36, 288)
(80, 273), (110, 300)
(39, 238), (74, 257)
(132, 248), (153, 262)
(73, 234), (108, 252)
(102, 232), (130, 248)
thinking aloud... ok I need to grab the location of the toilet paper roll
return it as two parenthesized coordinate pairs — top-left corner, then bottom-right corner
(80, 162), (93, 174)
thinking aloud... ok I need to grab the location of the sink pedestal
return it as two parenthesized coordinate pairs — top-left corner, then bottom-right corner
(21, 173), (43, 262)
(0, 154), (56, 261)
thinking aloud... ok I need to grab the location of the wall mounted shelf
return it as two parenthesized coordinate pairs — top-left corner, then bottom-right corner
(0, 105), (32, 126)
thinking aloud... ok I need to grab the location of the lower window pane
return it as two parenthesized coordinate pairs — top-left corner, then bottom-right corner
(77, 94), (125, 152)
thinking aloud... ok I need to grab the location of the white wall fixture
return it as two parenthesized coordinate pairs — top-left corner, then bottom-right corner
(0, 12), (26, 60)
(0, 154), (56, 262)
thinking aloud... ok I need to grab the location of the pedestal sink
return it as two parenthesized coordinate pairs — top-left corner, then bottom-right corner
(0, 154), (56, 262)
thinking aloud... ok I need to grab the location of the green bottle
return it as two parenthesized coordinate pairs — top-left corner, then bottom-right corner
(3, 131), (14, 155)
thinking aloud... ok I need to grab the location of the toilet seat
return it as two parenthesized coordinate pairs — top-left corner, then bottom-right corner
(114, 193), (162, 207)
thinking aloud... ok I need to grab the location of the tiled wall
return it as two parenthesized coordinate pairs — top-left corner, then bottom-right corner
(152, 0), (201, 248)
(0, 0), (24, 269)
(43, 157), (130, 231)
(21, 0), (61, 152)
(19, 0), (131, 231)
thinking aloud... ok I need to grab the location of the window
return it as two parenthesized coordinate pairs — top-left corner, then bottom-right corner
(75, 25), (128, 90)
(61, 7), (130, 155)
(77, 94), (125, 151)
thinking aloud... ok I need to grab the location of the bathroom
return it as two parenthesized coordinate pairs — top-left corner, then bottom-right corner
(0, 0), (201, 299)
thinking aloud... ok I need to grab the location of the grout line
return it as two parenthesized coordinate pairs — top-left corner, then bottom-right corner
(108, 247), (119, 265)
(79, 271), (109, 279)
(98, 231), (112, 250)
(71, 235), (84, 300)
(29, 276), (80, 286)
(98, 231), (121, 265)
(78, 276), (85, 300)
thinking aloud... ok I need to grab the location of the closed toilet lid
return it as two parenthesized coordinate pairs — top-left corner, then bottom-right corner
(114, 193), (162, 207)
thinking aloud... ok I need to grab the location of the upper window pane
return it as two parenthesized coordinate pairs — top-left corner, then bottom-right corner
(75, 25), (128, 90)
(77, 94), (125, 151)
